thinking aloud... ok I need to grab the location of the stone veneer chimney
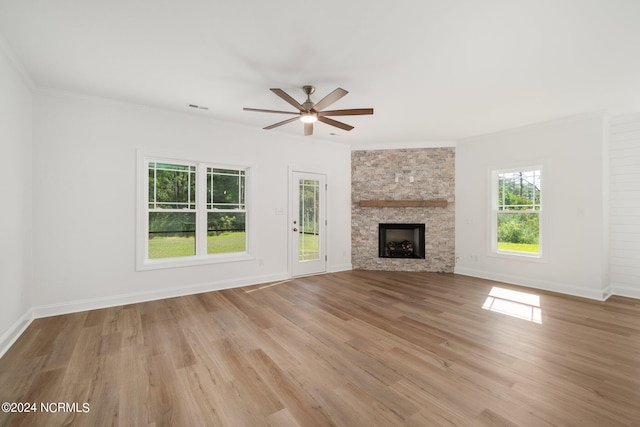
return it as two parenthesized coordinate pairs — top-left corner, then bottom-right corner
(351, 147), (455, 272)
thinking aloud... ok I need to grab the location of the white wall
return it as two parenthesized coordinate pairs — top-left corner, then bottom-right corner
(0, 44), (33, 352)
(455, 113), (610, 300)
(609, 112), (640, 299)
(31, 91), (352, 315)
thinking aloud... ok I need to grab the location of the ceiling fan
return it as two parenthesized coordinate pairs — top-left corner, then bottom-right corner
(244, 85), (373, 136)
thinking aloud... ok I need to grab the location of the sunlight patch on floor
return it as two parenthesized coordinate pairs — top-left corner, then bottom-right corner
(245, 280), (291, 293)
(482, 286), (542, 324)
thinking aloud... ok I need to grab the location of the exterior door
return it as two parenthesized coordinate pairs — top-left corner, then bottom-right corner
(291, 171), (326, 277)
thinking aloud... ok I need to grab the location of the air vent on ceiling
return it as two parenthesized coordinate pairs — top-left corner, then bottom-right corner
(187, 104), (209, 110)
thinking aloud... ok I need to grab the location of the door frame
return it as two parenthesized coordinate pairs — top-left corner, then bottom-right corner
(289, 167), (328, 277)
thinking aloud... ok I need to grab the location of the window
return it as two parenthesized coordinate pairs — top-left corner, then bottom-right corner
(148, 162), (197, 258)
(139, 155), (250, 270)
(206, 168), (246, 255)
(491, 167), (542, 257)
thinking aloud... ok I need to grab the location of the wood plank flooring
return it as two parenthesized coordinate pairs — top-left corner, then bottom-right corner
(1, 271), (639, 426)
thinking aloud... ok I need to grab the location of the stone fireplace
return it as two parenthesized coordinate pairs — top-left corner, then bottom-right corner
(351, 147), (455, 272)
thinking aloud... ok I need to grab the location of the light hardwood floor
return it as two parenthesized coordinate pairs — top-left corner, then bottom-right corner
(1, 271), (639, 426)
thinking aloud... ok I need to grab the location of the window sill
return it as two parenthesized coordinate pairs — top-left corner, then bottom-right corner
(489, 250), (547, 263)
(136, 252), (254, 271)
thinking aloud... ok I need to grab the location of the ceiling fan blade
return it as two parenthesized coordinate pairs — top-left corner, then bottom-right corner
(311, 88), (348, 112)
(304, 122), (313, 136)
(244, 107), (299, 115)
(263, 116), (300, 130)
(270, 88), (305, 111)
(317, 108), (374, 117)
(317, 116), (354, 131)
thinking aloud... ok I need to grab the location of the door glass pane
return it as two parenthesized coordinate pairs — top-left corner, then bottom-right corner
(299, 179), (320, 261)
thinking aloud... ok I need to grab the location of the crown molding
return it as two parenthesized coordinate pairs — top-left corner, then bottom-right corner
(350, 140), (456, 151)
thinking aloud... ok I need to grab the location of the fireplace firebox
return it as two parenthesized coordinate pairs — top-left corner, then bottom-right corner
(378, 223), (426, 259)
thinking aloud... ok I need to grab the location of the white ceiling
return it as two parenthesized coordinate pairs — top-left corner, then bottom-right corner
(2, 0), (640, 145)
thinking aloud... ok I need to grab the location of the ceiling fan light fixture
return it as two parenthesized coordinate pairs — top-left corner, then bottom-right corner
(244, 86), (373, 135)
(300, 112), (318, 123)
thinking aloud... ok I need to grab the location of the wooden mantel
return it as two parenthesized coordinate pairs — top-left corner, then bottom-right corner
(358, 199), (448, 208)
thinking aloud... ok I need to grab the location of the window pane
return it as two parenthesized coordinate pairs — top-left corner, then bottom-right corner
(498, 170), (540, 211)
(149, 162), (196, 209)
(148, 212), (196, 258)
(207, 168), (245, 210)
(497, 212), (539, 254)
(207, 212), (246, 254)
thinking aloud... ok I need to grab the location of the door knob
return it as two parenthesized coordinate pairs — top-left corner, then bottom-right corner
(293, 228), (298, 232)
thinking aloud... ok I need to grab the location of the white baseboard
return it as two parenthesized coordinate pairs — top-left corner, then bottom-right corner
(328, 263), (353, 273)
(601, 285), (614, 301)
(610, 282), (640, 300)
(0, 309), (34, 359)
(454, 266), (612, 301)
(32, 272), (290, 319)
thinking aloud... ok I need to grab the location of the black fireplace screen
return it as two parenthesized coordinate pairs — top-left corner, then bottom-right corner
(378, 223), (426, 259)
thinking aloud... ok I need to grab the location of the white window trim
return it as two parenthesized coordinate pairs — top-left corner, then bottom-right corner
(136, 150), (253, 271)
(488, 164), (547, 262)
